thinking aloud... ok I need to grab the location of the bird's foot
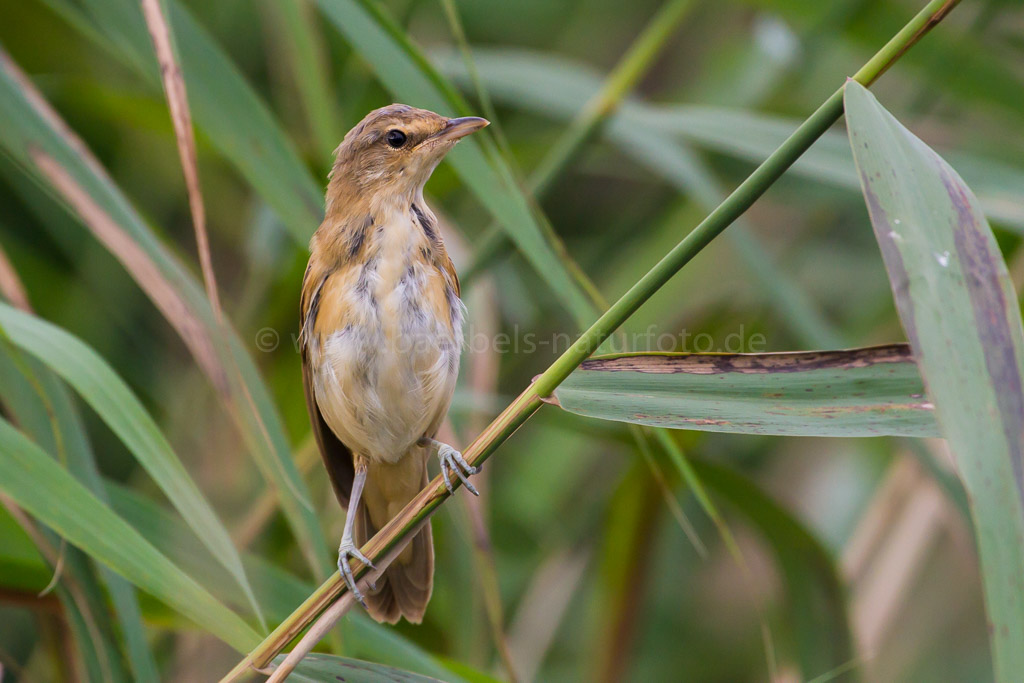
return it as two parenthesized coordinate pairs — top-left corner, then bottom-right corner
(420, 438), (480, 496)
(337, 535), (375, 608)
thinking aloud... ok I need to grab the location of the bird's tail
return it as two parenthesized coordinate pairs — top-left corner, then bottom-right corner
(354, 449), (434, 624)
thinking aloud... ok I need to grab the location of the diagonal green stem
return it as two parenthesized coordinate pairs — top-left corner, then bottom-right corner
(438, 0), (515, 161)
(527, 0), (697, 198)
(220, 0), (960, 678)
(462, 0), (696, 289)
(264, 0), (342, 157)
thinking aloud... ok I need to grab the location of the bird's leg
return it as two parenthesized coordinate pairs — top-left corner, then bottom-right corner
(338, 461), (375, 608)
(418, 437), (480, 496)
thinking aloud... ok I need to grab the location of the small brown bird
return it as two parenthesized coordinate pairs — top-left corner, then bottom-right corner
(300, 104), (488, 623)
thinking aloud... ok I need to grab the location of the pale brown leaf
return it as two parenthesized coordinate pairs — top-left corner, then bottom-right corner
(140, 0), (222, 319)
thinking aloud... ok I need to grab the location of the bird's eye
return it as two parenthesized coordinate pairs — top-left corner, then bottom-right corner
(385, 129), (407, 148)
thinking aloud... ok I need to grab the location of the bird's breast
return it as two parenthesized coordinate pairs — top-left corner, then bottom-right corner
(308, 210), (462, 463)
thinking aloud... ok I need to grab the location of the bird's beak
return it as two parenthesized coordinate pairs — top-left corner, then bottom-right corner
(431, 116), (489, 143)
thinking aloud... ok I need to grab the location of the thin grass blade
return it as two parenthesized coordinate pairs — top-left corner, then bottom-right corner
(139, 0), (222, 320)
(261, 0), (342, 158)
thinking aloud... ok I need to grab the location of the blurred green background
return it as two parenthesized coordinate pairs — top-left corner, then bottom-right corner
(1, 0), (1022, 680)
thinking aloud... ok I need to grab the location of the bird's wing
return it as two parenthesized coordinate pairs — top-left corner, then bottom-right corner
(439, 254), (461, 298)
(301, 359), (355, 507)
(421, 253), (462, 440)
(300, 260), (355, 508)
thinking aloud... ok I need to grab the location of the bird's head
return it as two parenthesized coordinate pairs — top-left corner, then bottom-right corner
(327, 104), (488, 207)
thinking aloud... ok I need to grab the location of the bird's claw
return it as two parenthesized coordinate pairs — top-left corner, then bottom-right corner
(338, 538), (375, 608)
(437, 443), (480, 496)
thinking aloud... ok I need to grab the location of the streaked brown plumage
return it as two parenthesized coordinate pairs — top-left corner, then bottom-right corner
(300, 104), (487, 623)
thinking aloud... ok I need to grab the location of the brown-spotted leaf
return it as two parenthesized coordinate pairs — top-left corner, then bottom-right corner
(553, 344), (936, 438)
